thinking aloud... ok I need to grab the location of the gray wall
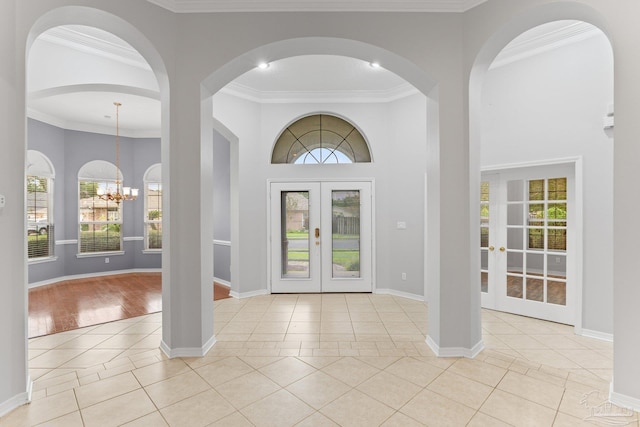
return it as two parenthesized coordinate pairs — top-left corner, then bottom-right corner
(27, 119), (66, 282)
(213, 128), (231, 283)
(27, 119), (162, 283)
(27, 119), (233, 285)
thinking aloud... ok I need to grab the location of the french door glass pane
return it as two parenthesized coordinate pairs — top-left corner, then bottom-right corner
(526, 277), (544, 302)
(507, 251), (523, 274)
(480, 181), (490, 294)
(481, 249), (488, 293)
(507, 228), (523, 250)
(507, 180), (524, 201)
(529, 179), (545, 201)
(547, 281), (567, 305)
(332, 190), (360, 278)
(507, 204), (524, 226)
(507, 275), (523, 298)
(548, 178), (567, 200)
(548, 254), (567, 306)
(281, 191), (310, 278)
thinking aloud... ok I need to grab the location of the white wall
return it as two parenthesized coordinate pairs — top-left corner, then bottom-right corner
(212, 91), (427, 297)
(481, 32), (614, 334)
(28, 38), (159, 93)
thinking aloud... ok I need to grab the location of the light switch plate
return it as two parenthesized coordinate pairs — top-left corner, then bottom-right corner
(397, 221), (407, 229)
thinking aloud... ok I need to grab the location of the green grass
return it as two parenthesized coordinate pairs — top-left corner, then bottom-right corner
(286, 231), (309, 239)
(286, 232), (358, 240)
(332, 250), (360, 271)
(287, 250), (309, 261)
(286, 249), (359, 270)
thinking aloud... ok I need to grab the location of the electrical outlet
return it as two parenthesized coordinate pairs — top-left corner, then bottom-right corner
(0, 194), (5, 208)
(105, 257), (110, 264)
(401, 272), (407, 280)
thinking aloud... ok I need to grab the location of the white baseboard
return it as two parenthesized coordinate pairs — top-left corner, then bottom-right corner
(609, 381), (640, 413)
(28, 268), (162, 289)
(230, 289), (269, 299)
(160, 335), (217, 358)
(426, 335), (484, 358)
(0, 377), (32, 418)
(213, 278), (231, 288)
(580, 328), (613, 343)
(375, 288), (424, 302)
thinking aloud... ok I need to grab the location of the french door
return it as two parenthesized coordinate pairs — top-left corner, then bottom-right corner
(481, 165), (575, 325)
(270, 181), (372, 293)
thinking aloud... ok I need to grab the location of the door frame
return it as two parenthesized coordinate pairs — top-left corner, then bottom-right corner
(266, 178), (376, 294)
(481, 157), (583, 333)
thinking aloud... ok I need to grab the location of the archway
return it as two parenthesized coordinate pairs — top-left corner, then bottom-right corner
(22, 1), (170, 393)
(468, 0), (618, 405)
(201, 36), (479, 357)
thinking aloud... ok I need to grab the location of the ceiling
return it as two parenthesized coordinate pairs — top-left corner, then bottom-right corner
(26, 20), (604, 138)
(228, 56), (415, 103)
(146, 0), (488, 13)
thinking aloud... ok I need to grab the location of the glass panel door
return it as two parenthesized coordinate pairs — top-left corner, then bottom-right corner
(330, 190), (361, 278)
(481, 165), (574, 325)
(503, 178), (568, 307)
(321, 182), (372, 293)
(480, 175), (499, 310)
(480, 181), (490, 294)
(271, 181), (372, 293)
(271, 183), (321, 293)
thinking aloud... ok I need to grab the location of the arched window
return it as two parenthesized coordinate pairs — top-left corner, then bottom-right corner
(143, 164), (162, 251)
(271, 114), (371, 164)
(78, 160), (123, 254)
(27, 150), (55, 260)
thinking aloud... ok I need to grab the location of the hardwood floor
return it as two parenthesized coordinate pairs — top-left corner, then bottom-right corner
(28, 273), (230, 338)
(480, 272), (567, 305)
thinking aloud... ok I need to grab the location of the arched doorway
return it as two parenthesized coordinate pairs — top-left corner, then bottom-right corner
(200, 37), (481, 358)
(469, 3), (612, 333)
(478, 20), (612, 328)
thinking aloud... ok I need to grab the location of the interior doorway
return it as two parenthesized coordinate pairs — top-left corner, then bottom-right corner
(480, 163), (577, 325)
(270, 181), (373, 293)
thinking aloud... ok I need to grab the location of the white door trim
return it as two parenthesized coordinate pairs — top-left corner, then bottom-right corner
(481, 157), (583, 333)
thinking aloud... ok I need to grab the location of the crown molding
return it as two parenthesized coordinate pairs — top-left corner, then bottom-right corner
(37, 26), (151, 71)
(490, 21), (603, 69)
(220, 81), (419, 103)
(147, 0), (487, 13)
(27, 108), (160, 139)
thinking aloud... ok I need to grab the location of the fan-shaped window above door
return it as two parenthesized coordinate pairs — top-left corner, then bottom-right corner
(271, 114), (371, 164)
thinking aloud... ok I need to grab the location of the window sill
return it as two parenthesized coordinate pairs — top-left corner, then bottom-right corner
(142, 249), (162, 254)
(76, 251), (125, 259)
(28, 256), (58, 265)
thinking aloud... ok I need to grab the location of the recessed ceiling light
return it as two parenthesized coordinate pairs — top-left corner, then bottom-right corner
(258, 62), (270, 70)
(370, 62), (381, 69)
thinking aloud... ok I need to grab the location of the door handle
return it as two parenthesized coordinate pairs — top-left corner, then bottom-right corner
(488, 246), (495, 251)
(499, 246), (506, 252)
(315, 228), (320, 238)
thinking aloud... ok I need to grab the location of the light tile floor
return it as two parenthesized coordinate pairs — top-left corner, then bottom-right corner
(1, 293), (637, 426)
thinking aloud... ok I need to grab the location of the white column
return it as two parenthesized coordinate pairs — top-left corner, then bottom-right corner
(0, 0), (30, 417)
(160, 82), (215, 357)
(611, 15), (640, 409)
(426, 83), (483, 358)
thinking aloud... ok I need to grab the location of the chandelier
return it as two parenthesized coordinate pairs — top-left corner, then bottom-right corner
(97, 102), (138, 204)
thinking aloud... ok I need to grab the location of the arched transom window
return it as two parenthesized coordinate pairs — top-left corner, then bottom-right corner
(271, 114), (371, 164)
